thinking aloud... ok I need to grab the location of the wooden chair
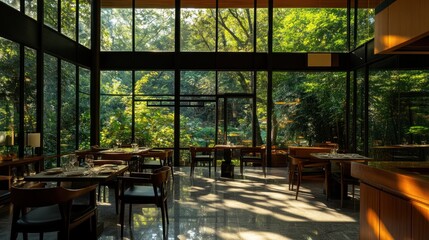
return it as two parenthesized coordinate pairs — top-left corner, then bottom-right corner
(0, 175), (12, 205)
(92, 159), (127, 214)
(10, 184), (98, 240)
(331, 160), (367, 208)
(119, 166), (171, 238)
(189, 147), (215, 177)
(288, 146), (332, 200)
(239, 146), (266, 177)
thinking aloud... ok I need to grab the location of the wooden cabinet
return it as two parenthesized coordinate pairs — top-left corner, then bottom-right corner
(374, 0), (429, 54)
(360, 183), (380, 240)
(379, 191), (411, 240)
(360, 182), (429, 240)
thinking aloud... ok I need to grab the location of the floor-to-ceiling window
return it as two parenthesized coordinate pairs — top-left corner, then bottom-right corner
(272, 72), (347, 148)
(0, 37), (19, 156)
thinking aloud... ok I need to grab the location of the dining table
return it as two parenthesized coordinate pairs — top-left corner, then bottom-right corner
(310, 153), (371, 199)
(24, 164), (128, 184)
(372, 144), (429, 161)
(214, 144), (245, 178)
(23, 164), (128, 237)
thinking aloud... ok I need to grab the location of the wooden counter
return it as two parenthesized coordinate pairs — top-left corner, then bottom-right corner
(351, 161), (429, 240)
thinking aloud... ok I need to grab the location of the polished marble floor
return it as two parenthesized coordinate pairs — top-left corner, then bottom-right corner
(1, 167), (360, 240)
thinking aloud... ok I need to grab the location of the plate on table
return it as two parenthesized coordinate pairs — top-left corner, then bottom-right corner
(98, 169), (115, 175)
(45, 168), (63, 175)
(101, 164), (117, 168)
(64, 171), (85, 176)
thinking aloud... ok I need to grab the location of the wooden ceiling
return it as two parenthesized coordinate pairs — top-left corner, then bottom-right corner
(101, 0), (382, 9)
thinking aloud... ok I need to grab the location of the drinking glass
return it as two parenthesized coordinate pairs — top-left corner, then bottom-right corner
(85, 154), (94, 169)
(69, 154), (78, 170)
(131, 143), (138, 152)
(116, 139), (122, 148)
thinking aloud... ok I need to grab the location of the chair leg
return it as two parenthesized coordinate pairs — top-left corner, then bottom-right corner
(208, 161), (211, 177)
(160, 203), (167, 239)
(98, 186), (101, 201)
(340, 182), (344, 208)
(352, 184), (356, 209)
(295, 167), (302, 200)
(115, 183), (119, 215)
(120, 200), (125, 237)
(240, 160), (244, 175)
(129, 204), (133, 225)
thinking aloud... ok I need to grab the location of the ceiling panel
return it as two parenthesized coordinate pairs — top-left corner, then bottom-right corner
(101, 0), (381, 9)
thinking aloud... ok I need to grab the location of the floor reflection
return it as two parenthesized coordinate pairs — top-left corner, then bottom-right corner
(0, 167), (360, 239)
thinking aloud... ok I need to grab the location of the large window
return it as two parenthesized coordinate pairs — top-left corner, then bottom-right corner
(272, 72), (347, 148)
(0, 37), (19, 156)
(79, 0), (91, 48)
(101, 1), (133, 51)
(24, 47), (37, 133)
(369, 69), (429, 153)
(44, 0), (58, 30)
(273, 2), (348, 52)
(60, 61), (77, 154)
(100, 71), (132, 147)
(79, 67), (91, 148)
(181, 7), (216, 52)
(43, 54), (58, 156)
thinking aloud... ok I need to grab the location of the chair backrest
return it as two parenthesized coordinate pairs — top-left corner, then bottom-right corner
(190, 147), (214, 158)
(240, 146), (265, 158)
(152, 167), (171, 199)
(98, 152), (135, 161)
(288, 146), (331, 159)
(314, 142), (339, 149)
(11, 184), (97, 208)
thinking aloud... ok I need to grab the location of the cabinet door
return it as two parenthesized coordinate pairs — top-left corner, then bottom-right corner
(360, 183), (380, 240)
(412, 201), (429, 239)
(380, 191), (411, 240)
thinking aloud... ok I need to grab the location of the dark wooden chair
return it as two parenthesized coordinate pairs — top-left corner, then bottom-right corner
(189, 147), (215, 177)
(331, 160), (367, 208)
(0, 175), (12, 205)
(10, 184), (98, 240)
(92, 159), (127, 214)
(119, 166), (171, 239)
(288, 147), (332, 200)
(239, 146), (266, 177)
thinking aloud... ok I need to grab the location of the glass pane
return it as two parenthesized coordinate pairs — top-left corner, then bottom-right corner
(25, 0), (37, 20)
(218, 2), (254, 52)
(43, 54), (58, 156)
(60, 61), (76, 153)
(100, 71), (132, 147)
(24, 47), (37, 133)
(257, 6), (268, 52)
(218, 98), (253, 145)
(45, 0), (58, 30)
(61, 0), (76, 40)
(1, 0), (19, 10)
(256, 72), (267, 146)
(180, 71), (215, 95)
(273, 1), (348, 52)
(180, 102), (216, 147)
(100, 0), (132, 51)
(181, 5), (216, 52)
(79, 67), (90, 149)
(272, 72), (346, 148)
(356, 0), (381, 48)
(0, 37), (19, 156)
(134, 102), (174, 148)
(135, 71), (174, 95)
(369, 69), (429, 159)
(218, 71), (252, 94)
(79, 0), (91, 48)
(135, 8), (175, 51)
